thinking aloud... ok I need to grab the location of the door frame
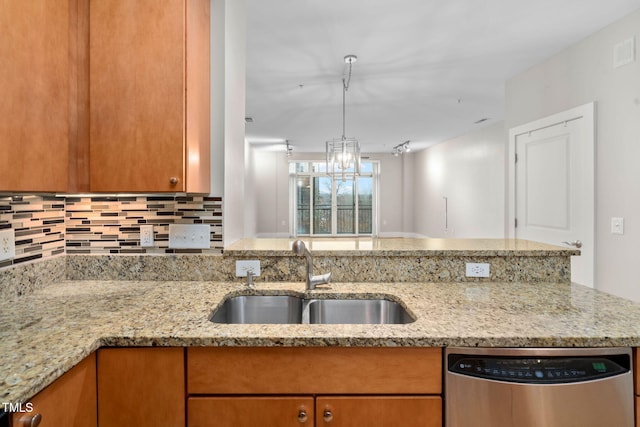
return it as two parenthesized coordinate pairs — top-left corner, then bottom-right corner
(507, 102), (595, 282)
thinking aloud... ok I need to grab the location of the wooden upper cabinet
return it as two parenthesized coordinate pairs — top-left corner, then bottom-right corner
(89, 0), (210, 193)
(0, 0), (88, 192)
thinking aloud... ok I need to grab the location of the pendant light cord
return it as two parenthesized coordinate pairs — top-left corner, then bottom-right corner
(342, 60), (353, 140)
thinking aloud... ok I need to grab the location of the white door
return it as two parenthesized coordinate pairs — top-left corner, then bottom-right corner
(509, 103), (595, 287)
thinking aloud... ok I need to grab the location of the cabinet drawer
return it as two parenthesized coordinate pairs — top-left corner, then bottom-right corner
(187, 347), (442, 394)
(188, 397), (314, 427)
(317, 396), (442, 427)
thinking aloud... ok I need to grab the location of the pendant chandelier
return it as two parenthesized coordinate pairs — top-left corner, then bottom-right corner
(326, 54), (361, 181)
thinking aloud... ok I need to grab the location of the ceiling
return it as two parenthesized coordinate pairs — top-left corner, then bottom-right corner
(245, 0), (640, 154)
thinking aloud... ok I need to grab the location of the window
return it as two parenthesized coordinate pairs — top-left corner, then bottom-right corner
(290, 161), (377, 236)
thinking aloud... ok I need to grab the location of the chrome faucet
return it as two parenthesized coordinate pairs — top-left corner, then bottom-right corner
(246, 269), (256, 288)
(292, 240), (331, 290)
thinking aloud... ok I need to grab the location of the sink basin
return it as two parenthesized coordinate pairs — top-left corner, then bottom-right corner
(305, 298), (414, 324)
(210, 295), (302, 324)
(209, 294), (415, 325)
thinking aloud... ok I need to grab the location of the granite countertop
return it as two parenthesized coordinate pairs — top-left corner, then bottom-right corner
(225, 237), (580, 256)
(3, 279), (640, 404)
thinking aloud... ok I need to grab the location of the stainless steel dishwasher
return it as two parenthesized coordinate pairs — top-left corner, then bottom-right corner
(445, 347), (633, 427)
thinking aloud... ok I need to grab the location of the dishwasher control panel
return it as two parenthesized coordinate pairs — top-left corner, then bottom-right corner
(448, 354), (630, 384)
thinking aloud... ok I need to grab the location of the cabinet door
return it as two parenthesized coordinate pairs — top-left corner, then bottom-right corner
(89, 0), (186, 192)
(98, 347), (184, 427)
(12, 353), (96, 427)
(0, 0), (86, 192)
(316, 396), (442, 427)
(188, 397), (314, 427)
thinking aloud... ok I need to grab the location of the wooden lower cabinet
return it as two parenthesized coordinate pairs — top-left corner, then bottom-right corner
(187, 396), (441, 427)
(188, 397), (314, 427)
(635, 348), (639, 426)
(97, 347), (185, 427)
(188, 347), (442, 394)
(11, 353), (96, 427)
(316, 396), (441, 427)
(187, 347), (443, 427)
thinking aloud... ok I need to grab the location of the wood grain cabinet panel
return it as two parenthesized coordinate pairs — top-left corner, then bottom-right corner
(0, 0), (88, 192)
(316, 396), (442, 427)
(188, 397), (314, 427)
(89, 0), (210, 192)
(11, 353), (96, 427)
(633, 347), (640, 427)
(188, 346), (442, 395)
(187, 347), (443, 426)
(97, 347), (185, 427)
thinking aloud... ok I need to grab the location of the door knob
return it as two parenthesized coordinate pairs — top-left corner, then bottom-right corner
(562, 240), (582, 248)
(297, 409), (308, 423)
(323, 409), (333, 422)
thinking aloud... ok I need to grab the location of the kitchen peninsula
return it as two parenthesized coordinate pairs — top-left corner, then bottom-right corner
(224, 237), (579, 283)
(4, 238), (640, 426)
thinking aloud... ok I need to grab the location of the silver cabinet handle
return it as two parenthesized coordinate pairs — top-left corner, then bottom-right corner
(323, 409), (333, 422)
(169, 177), (179, 185)
(17, 413), (42, 427)
(297, 409), (308, 423)
(562, 240), (583, 248)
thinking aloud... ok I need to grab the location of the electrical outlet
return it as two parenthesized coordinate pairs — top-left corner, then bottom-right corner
(236, 260), (261, 277)
(0, 229), (16, 262)
(140, 225), (154, 247)
(465, 262), (490, 278)
(168, 224), (210, 249)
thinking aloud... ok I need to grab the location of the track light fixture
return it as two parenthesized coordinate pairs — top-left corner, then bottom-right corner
(392, 140), (411, 156)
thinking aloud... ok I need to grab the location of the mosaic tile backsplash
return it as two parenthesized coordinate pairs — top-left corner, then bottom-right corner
(65, 195), (223, 255)
(0, 194), (223, 269)
(0, 195), (66, 268)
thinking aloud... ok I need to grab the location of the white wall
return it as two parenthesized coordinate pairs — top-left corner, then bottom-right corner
(377, 153), (415, 236)
(248, 150), (414, 237)
(506, 9), (640, 301)
(412, 122), (506, 238)
(250, 150), (289, 237)
(211, 0), (247, 245)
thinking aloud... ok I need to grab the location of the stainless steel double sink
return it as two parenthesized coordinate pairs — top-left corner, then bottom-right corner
(210, 294), (415, 325)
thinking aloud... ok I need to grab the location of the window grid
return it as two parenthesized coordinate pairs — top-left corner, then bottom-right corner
(291, 161), (377, 237)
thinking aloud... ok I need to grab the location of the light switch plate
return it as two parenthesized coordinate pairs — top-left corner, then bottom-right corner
(0, 229), (16, 262)
(236, 260), (261, 277)
(611, 217), (624, 235)
(168, 224), (210, 249)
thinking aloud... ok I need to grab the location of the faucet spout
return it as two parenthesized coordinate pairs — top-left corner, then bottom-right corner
(292, 240), (331, 290)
